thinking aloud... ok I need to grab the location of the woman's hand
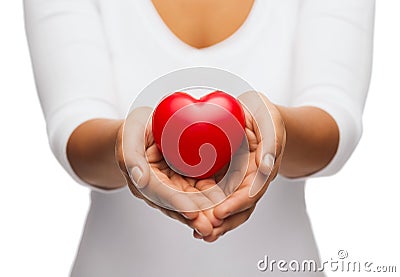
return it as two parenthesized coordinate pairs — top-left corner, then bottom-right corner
(118, 91), (287, 242)
(194, 90), (340, 242)
(196, 91), (286, 242)
(116, 107), (225, 237)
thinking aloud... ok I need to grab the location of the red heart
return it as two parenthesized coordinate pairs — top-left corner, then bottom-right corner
(152, 91), (246, 179)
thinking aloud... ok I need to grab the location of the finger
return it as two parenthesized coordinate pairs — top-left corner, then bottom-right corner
(187, 179), (224, 227)
(180, 211), (199, 221)
(219, 138), (250, 196)
(126, 180), (145, 200)
(135, 191), (202, 236)
(238, 91), (284, 197)
(213, 172), (268, 220)
(249, 126), (286, 198)
(145, 172), (199, 211)
(140, 169), (214, 213)
(238, 91), (277, 169)
(127, 182), (197, 227)
(194, 178), (226, 208)
(256, 93), (286, 160)
(146, 198), (210, 235)
(189, 212), (214, 237)
(188, 181), (224, 228)
(193, 229), (203, 239)
(159, 208), (206, 235)
(138, 188), (204, 228)
(128, 175), (213, 235)
(202, 206), (255, 243)
(179, 177), (218, 212)
(122, 106), (153, 189)
(145, 144), (164, 164)
(250, 144), (275, 198)
(203, 208), (224, 228)
(160, 208), (188, 225)
(156, 187), (214, 236)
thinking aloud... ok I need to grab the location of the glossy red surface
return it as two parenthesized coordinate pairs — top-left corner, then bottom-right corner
(152, 91), (245, 178)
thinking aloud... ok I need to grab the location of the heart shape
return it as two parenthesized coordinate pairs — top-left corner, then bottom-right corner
(152, 91), (246, 179)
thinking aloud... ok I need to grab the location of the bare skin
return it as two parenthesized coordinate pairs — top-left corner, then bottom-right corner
(67, 1), (339, 242)
(67, 92), (338, 241)
(151, 0), (255, 49)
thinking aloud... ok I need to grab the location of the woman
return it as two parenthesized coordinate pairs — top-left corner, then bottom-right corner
(24, 0), (375, 276)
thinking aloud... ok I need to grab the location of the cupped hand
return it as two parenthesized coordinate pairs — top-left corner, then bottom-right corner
(196, 91), (286, 242)
(116, 106), (225, 237)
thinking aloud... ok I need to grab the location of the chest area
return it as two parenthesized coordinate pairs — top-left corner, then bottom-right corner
(151, 0), (255, 49)
(98, 0), (301, 112)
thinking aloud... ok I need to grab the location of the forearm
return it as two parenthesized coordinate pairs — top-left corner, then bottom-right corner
(67, 119), (126, 190)
(276, 105), (339, 178)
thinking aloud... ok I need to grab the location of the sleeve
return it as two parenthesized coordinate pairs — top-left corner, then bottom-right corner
(290, 0), (375, 178)
(24, 0), (122, 191)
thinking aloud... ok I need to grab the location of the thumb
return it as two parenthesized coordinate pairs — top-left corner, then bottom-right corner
(238, 91), (280, 197)
(121, 106), (152, 189)
(238, 91), (277, 170)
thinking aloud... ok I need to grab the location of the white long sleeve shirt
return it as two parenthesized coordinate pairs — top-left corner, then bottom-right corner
(24, 0), (374, 276)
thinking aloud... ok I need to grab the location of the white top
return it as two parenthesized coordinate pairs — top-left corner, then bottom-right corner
(24, 0), (375, 276)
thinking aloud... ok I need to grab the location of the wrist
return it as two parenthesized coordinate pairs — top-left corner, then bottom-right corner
(273, 105), (339, 178)
(67, 118), (127, 190)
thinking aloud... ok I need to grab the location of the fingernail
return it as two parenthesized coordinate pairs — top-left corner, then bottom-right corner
(130, 166), (144, 188)
(181, 213), (190, 220)
(223, 212), (231, 219)
(194, 228), (203, 237)
(261, 154), (275, 175)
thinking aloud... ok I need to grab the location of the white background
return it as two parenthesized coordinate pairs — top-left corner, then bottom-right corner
(0, 1), (399, 276)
